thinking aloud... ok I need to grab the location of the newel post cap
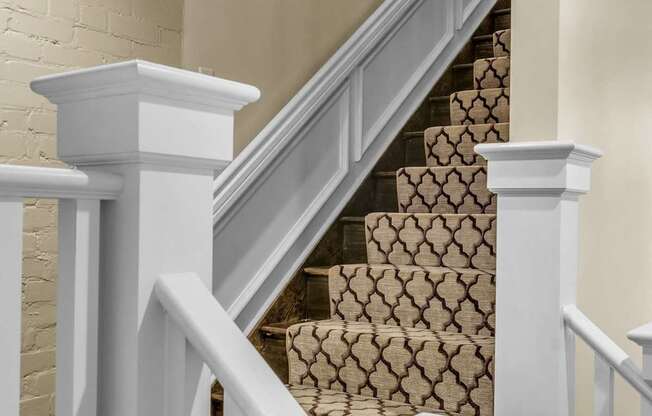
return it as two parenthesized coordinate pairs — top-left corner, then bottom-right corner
(29, 60), (261, 167)
(475, 141), (603, 196)
(31, 60), (261, 110)
(628, 322), (652, 347)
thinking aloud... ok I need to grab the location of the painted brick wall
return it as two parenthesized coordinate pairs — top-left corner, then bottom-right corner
(0, 0), (183, 414)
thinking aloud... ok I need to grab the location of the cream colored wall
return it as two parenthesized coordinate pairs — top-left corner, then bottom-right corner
(512, 1), (652, 414)
(182, 0), (382, 154)
(0, 0), (183, 414)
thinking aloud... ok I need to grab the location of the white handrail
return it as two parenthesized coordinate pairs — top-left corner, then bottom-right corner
(154, 273), (305, 416)
(0, 164), (123, 199)
(563, 305), (652, 404)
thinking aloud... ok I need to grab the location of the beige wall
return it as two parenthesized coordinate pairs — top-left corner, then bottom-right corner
(512, 1), (652, 414)
(0, 0), (183, 414)
(182, 0), (382, 154)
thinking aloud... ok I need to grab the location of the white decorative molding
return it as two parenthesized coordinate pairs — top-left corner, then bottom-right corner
(225, 84), (351, 317)
(208, 0), (499, 331)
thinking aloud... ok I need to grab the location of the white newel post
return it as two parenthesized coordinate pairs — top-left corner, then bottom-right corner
(475, 141), (602, 416)
(628, 323), (652, 415)
(32, 60), (259, 416)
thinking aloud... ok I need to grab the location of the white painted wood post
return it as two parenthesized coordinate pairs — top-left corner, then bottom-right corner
(32, 60), (260, 416)
(628, 323), (652, 415)
(57, 199), (101, 416)
(0, 198), (23, 415)
(476, 141), (602, 416)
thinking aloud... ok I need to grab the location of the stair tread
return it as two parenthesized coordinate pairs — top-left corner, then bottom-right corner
(287, 320), (493, 414)
(492, 7), (511, 15)
(260, 320), (309, 337)
(289, 384), (456, 416)
(340, 216), (365, 223)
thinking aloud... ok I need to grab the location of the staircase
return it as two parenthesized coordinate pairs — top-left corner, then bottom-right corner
(210, 3), (513, 416)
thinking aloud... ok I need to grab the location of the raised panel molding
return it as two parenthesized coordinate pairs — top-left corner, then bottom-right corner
(211, 0), (498, 332)
(214, 84), (350, 317)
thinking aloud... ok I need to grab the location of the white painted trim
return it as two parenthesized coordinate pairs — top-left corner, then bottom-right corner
(64, 152), (228, 173)
(155, 273), (305, 416)
(31, 60), (260, 110)
(0, 164), (123, 200)
(594, 354), (614, 416)
(212, 0), (419, 220)
(210, 0), (498, 331)
(226, 84), (351, 317)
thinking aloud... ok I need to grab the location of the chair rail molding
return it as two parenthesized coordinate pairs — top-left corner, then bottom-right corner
(211, 0), (499, 332)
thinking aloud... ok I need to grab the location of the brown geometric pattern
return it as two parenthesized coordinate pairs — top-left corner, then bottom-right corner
(473, 57), (510, 89)
(492, 29), (510, 58)
(396, 167), (495, 214)
(365, 213), (496, 270)
(287, 320), (494, 416)
(450, 88), (509, 126)
(289, 385), (453, 416)
(424, 123), (509, 167)
(328, 264), (495, 336)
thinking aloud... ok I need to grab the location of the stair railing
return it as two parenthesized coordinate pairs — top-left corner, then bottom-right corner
(154, 273), (304, 416)
(0, 165), (122, 415)
(9, 60), (268, 416)
(563, 305), (652, 415)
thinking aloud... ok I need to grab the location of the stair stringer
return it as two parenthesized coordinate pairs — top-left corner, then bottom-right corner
(211, 0), (499, 333)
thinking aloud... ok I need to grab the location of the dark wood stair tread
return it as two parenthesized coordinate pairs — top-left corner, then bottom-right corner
(303, 266), (330, 277)
(339, 216), (365, 224)
(493, 7), (511, 16)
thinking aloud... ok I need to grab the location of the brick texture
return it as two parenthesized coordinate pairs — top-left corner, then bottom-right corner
(0, 0), (183, 414)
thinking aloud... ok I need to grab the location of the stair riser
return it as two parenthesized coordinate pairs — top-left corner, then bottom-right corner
(450, 88), (509, 125)
(453, 65), (475, 91)
(424, 123), (510, 167)
(287, 321), (495, 416)
(329, 265), (496, 335)
(374, 176), (398, 212)
(306, 275), (330, 320)
(493, 29), (511, 57)
(404, 134), (427, 167)
(493, 12), (511, 31)
(365, 213), (496, 269)
(474, 57), (510, 90)
(429, 98), (452, 126)
(343, 221), (367, 264)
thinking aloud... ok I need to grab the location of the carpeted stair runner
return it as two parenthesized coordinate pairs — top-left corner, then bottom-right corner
(282, 23), (511, 416)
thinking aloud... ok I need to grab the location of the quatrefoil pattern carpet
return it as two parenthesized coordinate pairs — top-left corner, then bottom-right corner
(284, 27), (511, 416)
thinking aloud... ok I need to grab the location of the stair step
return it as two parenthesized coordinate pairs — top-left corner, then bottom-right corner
(287, 320), (494, 415)
(396, 166), (495, 214)
(492, 8), (511, 31)
(365, 212), (496, 270)
(493, 29), (511, 57)
(474, 56), (510, 89)
(340, 216), (367, 263)
(424, 123), (510, 167)
(289, 385), (452, 416)
(450, 87), (509, 125)
(329, 263), (495, 335)
(428, 95), (452, 126)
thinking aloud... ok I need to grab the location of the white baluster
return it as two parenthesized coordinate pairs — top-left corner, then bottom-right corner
(627, 323), (652, 415)
(476, 141), (602, 416)
(0, 198), (23, 415)
(31, 60), (259, 416)
(594, 354), (614, 416)
(57, 199), (101, 416)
